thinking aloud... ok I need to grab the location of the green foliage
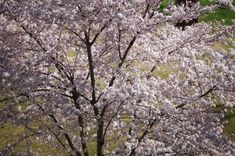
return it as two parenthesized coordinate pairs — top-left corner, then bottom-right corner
(158, 0), (169, 12)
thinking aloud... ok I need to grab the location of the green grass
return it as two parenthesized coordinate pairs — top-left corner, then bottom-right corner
(153, 65), (177, 79)
(13, 138), (67, 156)
(224, 115), (235, 141)
(199, 7), (235, 25)
(157, 0), (235, 25)
(200, 0), (216, 6)
(0, 118), (68, 155)
(67, 50), (76, 58)
(87, 141), (97, 156)
(213, 42), (235, 51)
(0, 123), (25, 148)
(200, 0), (235, 25)
(214, 104), (235, 142)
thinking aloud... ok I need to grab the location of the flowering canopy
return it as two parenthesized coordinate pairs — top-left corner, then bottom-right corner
(0, 0), (235, 155)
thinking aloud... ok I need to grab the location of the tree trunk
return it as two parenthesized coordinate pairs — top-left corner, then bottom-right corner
(97, 118), (104, 156)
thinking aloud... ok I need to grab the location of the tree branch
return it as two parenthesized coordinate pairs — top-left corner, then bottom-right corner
(109, 36), (137, 87)
(90, 19), (112, 45)
(129, 118), (156, 156)
(36, 103), (82, 156)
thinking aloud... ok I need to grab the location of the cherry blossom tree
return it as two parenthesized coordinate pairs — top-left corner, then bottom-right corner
(175, 0), (199, 28)
(0, 0), (235, 155)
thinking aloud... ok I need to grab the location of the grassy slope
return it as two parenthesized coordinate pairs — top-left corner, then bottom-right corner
(212, 38), (235, 142)
(159, 0), (235, 25)
(224, 110), (235, 141)
(199, 7), (235, 25)
(199, 0), (235, 25)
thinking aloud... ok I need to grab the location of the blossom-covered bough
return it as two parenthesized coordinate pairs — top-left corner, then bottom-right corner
(0, 0), (234, 155)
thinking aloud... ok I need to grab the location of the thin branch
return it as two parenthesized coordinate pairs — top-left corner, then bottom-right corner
(143, 4), (150, 19)
(128, 118), (156, 156)
(200, 85), (217, 98)
(118, 23), (122, 59)
(39, 120), (73, 156)
(102, 101), (125, 141)
(147, 65), (156, 80)
(96, 93), (104, 103)
(0, 93), (29, 103)
(64, 27), (86, 43)
(109, 36), (137, 87)
(20, 25), (47, 52)
(176, 85), (218, 109)
(85, 40), (97, 105)
(36, 103), (82, 156)
(90, 19), (112, 45)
